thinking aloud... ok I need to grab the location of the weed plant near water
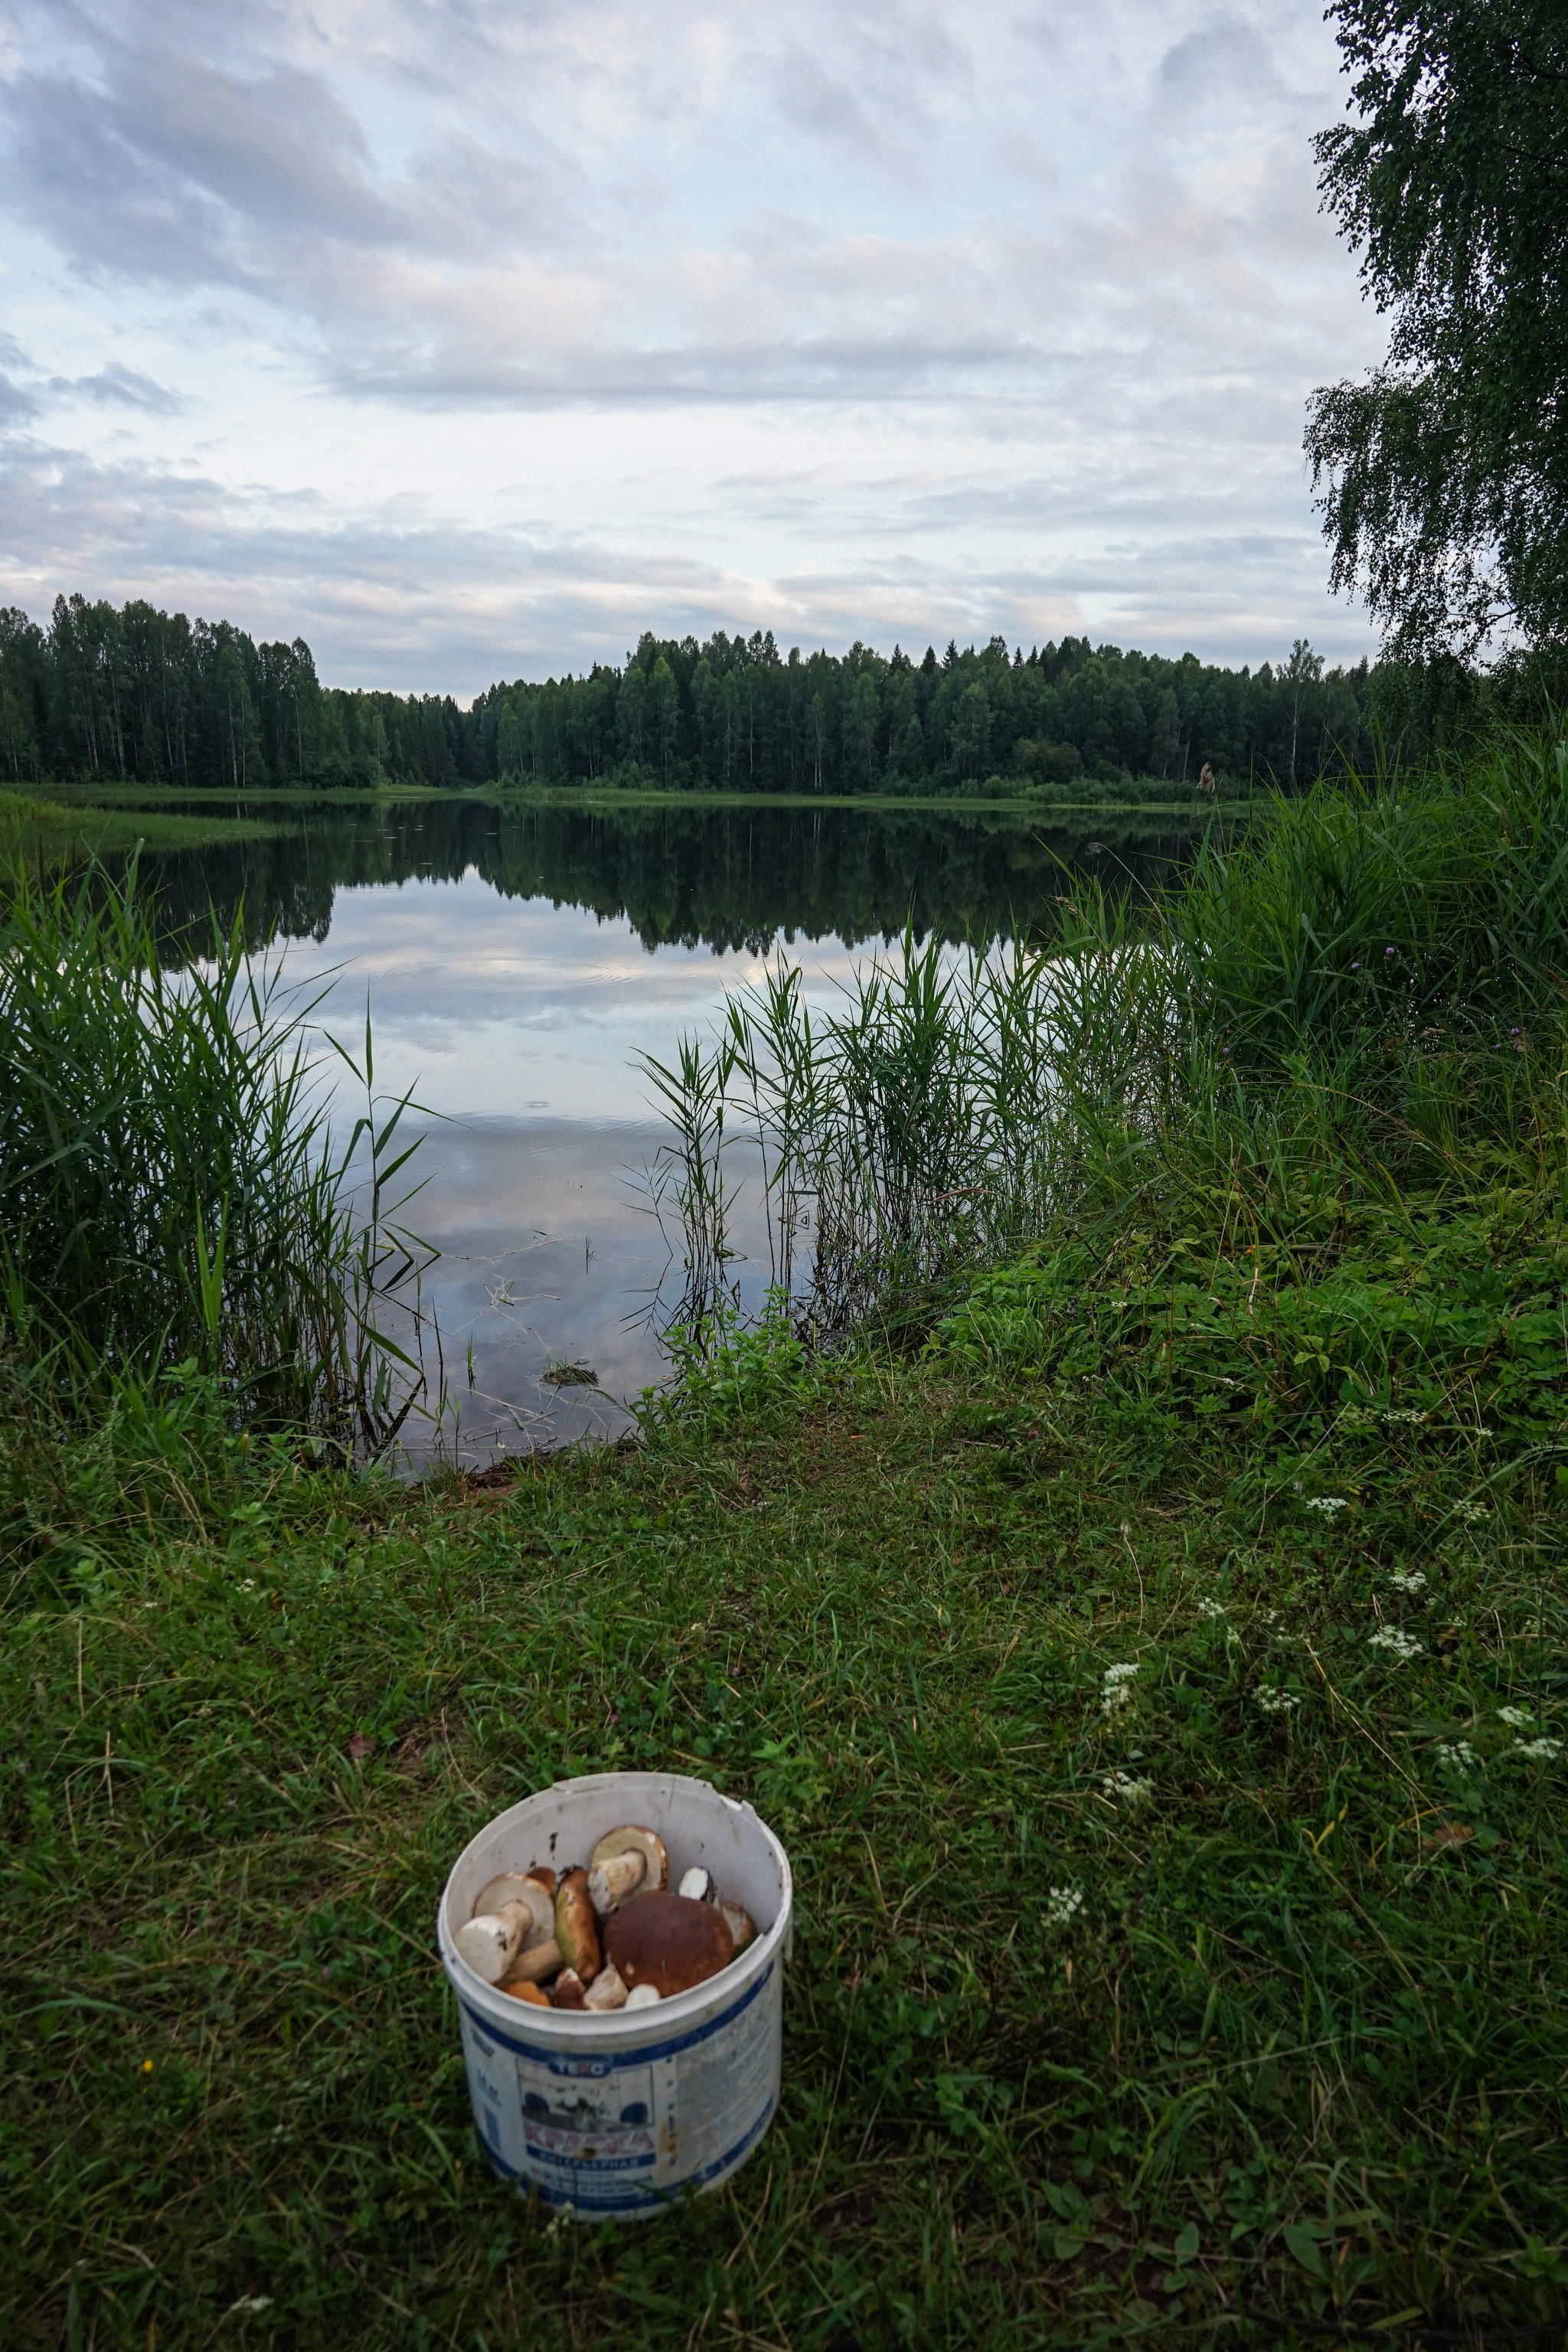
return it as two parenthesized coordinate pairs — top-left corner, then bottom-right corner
(650, 729), (1568, 1348)
(0, 864), (432, 1476)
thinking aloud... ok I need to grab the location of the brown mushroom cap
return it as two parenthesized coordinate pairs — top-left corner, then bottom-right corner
(526, 1865), (557, 1896)
(554, 1868), (602, 1983)
(588, 1824), (668, 1903)
(550, 1968), (587, 2009)
(605, 1891), (734, 1997)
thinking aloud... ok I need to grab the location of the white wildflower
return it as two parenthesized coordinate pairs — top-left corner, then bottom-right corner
(1434, 1740), (1477, 1768)
(1255, 1684), (1301, 1717)
(1512, 1738), (1563, 1762)
(1305, 1496), (1348, 1517)
(1046, 1885), (1084, 1929)
(1370, 1626), (1423, 1664)
(1102, 1769), (1155, 1803)
(1101, 1662), (1139, 1713)
(1196, 1596), (1227, 1619)
(1498, 1707), (1534, 1728)
(1388, 1570), (1427, 1593)
(1453, 1498), (1491, 1525)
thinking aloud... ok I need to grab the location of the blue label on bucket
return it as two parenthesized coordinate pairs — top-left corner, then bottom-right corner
(458, 1960), (780, 2211)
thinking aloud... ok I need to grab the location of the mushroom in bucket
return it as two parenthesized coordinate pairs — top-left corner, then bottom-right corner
(452, 1824), (758, 2009)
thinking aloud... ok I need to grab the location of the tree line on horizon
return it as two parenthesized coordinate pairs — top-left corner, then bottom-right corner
(0, 593), (1553, 804)
(2, 593), (1388, 799)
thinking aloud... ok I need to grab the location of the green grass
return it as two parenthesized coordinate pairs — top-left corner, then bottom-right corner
(0, 788), (276, 864)
(19, 776), (1247, 820)
(5, 731), (1568, 2348)
(2, 1262), (1565, 2348)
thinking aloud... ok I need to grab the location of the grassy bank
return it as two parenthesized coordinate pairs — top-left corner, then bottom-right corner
(2, 1286), (1564, 2350)
(0, 788), (276, 867)
(21, 776), (1250, 822)
(4, 737), (1567, 2347)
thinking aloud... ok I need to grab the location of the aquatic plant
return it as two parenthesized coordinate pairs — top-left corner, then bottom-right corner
(0, 862), (431, 1458)
(650, 728), (1568, 1348)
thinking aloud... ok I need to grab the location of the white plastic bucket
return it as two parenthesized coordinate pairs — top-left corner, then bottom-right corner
(437, 1770), (792, 2220)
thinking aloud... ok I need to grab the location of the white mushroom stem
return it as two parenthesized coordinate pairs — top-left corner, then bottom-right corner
(501, 1936), (564, 1986)
(587, 1851), (646, 1913)
(583, 1962), (629, 2011)
(454, 1904), (526, 1985)
(678, 1866), (716, 1903)
(624, 1982), (662, 2010)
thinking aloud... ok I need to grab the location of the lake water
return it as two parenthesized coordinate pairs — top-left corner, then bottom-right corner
(137, 796), (1194, 1462)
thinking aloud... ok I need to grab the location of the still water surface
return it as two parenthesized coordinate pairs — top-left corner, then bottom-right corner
(142, 797), (1193, 1460)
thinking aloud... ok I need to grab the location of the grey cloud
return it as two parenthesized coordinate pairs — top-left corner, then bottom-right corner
(0, 374), (41, 420)
(1158, 12), (1283, 100)
(0, 419), (1375, 695)
(764, 5), (973, 171)
(49, 362), (185, 413)
(0, 0), (1380, 671)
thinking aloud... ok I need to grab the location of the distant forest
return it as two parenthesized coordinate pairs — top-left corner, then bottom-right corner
(0, 590), (1491, 800)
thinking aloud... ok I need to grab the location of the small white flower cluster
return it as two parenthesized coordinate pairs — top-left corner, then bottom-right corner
(1453, 1498), (1491, 1525)
(1255, 1684), (1300, 1717)
(1046, 1885), (1085, 1928)
(1388, 1570), (1427, 1593)
(1101, 1662), (1139, 1713)
(1196, 1596), (1227, 1619)
(1498, 1706), (1534, 1727)
(1370, 1626), (1423, 1663)
(1513, 1737), (1563, 1762)
(1385, 1407), (1427, 1425)
(1305, 1495), (1349, 1516)
(1434, 1740), (1477, 1768)
(1102, 1769), (1155, 1803)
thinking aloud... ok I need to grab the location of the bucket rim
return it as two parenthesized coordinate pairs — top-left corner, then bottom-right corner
(436, 1767), (792, 2042)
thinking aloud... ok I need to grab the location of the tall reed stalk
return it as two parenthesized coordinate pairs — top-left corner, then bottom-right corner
(0, 863), (432, 1457)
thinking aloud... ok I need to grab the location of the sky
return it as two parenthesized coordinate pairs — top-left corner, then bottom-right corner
(0, 0), (1386, 698)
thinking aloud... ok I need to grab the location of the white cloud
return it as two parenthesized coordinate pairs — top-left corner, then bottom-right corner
(0, 0), (1385, 683)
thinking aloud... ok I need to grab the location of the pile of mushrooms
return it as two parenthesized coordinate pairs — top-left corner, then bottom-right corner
(453, 1824), (756, 2012)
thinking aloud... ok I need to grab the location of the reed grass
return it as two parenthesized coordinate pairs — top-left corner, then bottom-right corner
(648, 729), (1568, 1348)
(0, 864), (433, 1487)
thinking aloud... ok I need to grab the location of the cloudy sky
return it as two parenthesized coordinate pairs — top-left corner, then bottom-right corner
(0, 0), (1383, 696)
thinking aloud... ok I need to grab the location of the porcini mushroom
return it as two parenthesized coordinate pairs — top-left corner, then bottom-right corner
(479, 1863), (557, 1938)
(550, 1968), (587, 2009)
(502, 1981), (550, 2007)
(476, 1875), (555, 1952)
(719, 1902), (756, 1955)
(605, 1890), (733, 1998)
(501, 1936), (563, 1986)
(587, 1825), (668, 1916)
(554, 1869), (602, 1983)
(678, 1866), (716, 1903)
(583, 1962), (629, 2011)
(624, 1982), (662, 2010)
(453, 1900), (531, 1985)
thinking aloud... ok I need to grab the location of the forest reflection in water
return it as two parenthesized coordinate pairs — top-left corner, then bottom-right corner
(135, 792), (1198, 964)
(121, 794), (1207, 1462)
